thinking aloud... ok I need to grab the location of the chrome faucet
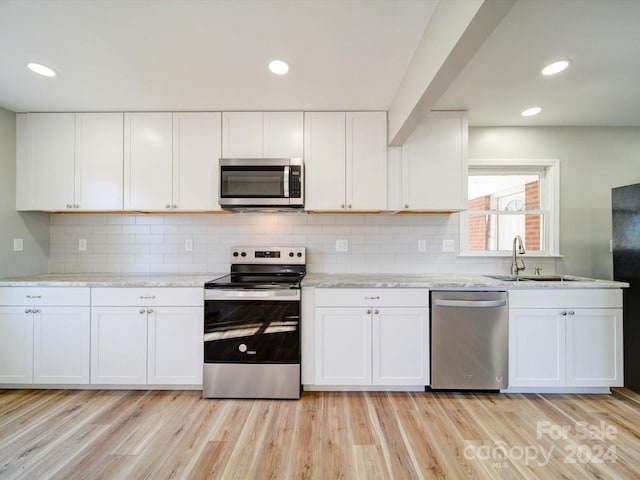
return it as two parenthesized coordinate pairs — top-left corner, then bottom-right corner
(511, 235), (526, 276)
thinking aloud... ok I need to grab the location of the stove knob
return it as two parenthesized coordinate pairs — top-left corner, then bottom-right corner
(289, 252), (294, 257)
(232, 252), (239, 257)
(297, 252), (303, 257)
(241, 252), (247, 257)
(238, 343), (248, 353)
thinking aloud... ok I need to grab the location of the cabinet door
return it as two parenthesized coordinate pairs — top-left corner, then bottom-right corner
(566, 309), (623, 387)
(75, 113), (123, 210)
(16, 113), (75, 210)
(263, 112), (303, 158)
(222, 112), (263, 158)
(33, 307), (90, 384)
(372, 307), (429, 385)
(0, 307), (33, 383)
(346, 112), (387, 211)
(509, 309), (565, 387)
(315, 307), (371, 385)
(303, 112), (346, 210)
(91, 307), (147, 384)
(400, 111), (467, 211)
(147, 306), (203, 385)
(124, 112), (173, 210)
(173, 112), (222, 210)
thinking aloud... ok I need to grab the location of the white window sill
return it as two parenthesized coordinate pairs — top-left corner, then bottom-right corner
(458, 252), (563, 259)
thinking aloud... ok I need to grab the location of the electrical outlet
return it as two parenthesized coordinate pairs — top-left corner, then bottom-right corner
(418, 239), (427, 252)
(78, 239), (87, 252)
(335, 239), (349, 252)
(185, 239), (193, 252)
(442, 239), (455, 253)
(13, 238), (24, 252)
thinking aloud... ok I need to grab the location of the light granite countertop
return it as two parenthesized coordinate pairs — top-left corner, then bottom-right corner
(0, 273), (224, 288)
(301, 273), (629, 289)
(0, 272), (628, 289)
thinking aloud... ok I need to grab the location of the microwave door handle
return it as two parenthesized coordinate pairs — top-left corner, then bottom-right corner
(283, 166), (290, 197)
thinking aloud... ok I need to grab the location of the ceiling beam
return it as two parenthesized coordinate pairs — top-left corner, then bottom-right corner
(388, 0), (516, 146)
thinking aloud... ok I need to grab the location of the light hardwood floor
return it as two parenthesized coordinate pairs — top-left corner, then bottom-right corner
(1, 388), (639, 479)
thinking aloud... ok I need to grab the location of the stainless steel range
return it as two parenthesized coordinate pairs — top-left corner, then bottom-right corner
(203, 246), (305, 399)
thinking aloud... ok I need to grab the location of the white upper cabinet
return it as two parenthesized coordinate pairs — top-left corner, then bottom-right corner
(124, 112), (174, 210)
(125, 112), (222, 211)
(304, 111), (387, 211)
(75, 113), (124, 210)
(398, 111), (468, 212)
(222, 111), (303, 158)
(173, 112), (222, 211)
(303, 112), (346, 210)
(16, 112), (123, 211)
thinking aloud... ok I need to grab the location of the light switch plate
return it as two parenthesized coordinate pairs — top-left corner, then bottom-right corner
(78, 239), (87, 251)
(336, 239), (349, 252)
(13, 238), (24, 252)
(418, 239), (427, 252)
(185, 239), (193, 252)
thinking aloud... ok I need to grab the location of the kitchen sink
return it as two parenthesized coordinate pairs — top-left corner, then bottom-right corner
(485, 274), (578, 282)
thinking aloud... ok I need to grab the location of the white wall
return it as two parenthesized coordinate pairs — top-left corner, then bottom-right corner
(0, 107), (49, 276)
(470, 127), (640, 279)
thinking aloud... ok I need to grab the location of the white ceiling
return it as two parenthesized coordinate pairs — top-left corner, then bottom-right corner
(1, 0), (639, 128)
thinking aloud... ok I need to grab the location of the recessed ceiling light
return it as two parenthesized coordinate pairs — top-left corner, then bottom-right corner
(542, 60), (570, 76)
(268, 60), (289, 75)
(522, 107), (542, 117)
(27, 62), (57, 77)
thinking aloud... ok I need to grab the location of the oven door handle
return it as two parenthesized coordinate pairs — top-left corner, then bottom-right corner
(204, 289), (300, 301)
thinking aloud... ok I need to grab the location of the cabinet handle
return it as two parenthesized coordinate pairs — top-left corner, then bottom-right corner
(347, 204), (352, 209)
(140, 295), (156, 300)
(404, 204), (409, 209)
(26, 295), (42, 299)
(560, 311), (567, 316)
(139, 309), (146, 314)
(73, 204), (79, 209)
(366, 309), (372, 314)
(66, 204), (73, 209)
(568, 311), (575, 316)
(32, 309), (40, 314)
(166, 204), (171, 209)
(25, 308), (32, 314)
(341, 204), (345, 209)
(172, 204), (177, 209)
(147, 308), (154, 314)
(364, 296), (380, 300)
(373, 309), (379, 315)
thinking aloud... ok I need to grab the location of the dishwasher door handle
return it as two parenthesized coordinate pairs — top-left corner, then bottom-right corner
(434, 299), (507, 308)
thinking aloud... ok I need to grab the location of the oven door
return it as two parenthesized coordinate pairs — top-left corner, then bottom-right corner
(204, 289), (300, 364)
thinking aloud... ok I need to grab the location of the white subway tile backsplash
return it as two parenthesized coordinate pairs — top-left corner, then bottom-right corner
(47, 213), (557, 276)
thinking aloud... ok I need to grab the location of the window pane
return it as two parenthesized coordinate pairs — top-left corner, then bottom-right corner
(468, 175), (540, 210)
(468, 214), (544, 252)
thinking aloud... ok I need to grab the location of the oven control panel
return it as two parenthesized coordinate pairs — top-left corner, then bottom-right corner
(230, 246), (306, 265)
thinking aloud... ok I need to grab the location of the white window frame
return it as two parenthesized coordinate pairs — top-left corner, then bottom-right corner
(460, 158), (560, 257)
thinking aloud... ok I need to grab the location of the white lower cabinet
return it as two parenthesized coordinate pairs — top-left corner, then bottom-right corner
(314, 288), (429, 386)
(91, 288), (203, 386)
(509, 289), (623, 388)
(0, 307), (34, 383)
(0, 287), (91, 385)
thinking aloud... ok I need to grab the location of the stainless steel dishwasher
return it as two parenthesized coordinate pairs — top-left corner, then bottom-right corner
(431, 291), (508, 390)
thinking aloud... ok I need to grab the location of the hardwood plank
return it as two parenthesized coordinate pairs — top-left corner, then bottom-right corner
(0, 388), (639, 479)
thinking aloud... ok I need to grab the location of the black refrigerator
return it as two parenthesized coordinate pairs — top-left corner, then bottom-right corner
(612, 183), (640, 393)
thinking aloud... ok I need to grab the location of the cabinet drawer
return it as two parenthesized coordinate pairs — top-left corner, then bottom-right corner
(315, 288), (428, 307)
(509, 289), (622, 309)
(91, 288), (203, 306)
(0, 287), (90, 306)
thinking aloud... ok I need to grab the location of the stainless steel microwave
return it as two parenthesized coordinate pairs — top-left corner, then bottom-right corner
(219, 158), (304, 209)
